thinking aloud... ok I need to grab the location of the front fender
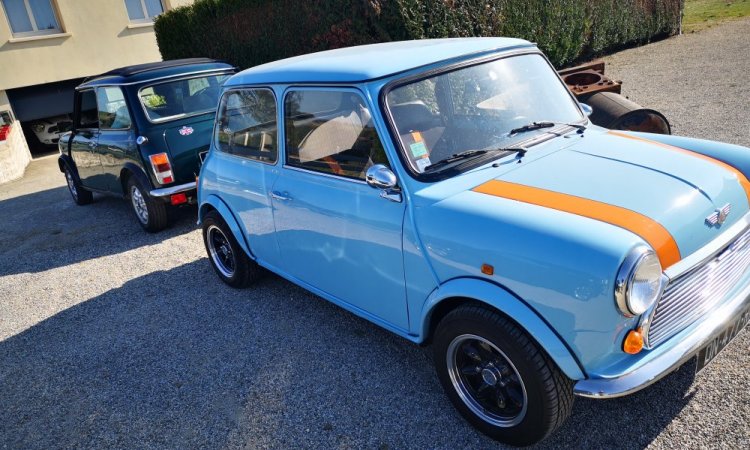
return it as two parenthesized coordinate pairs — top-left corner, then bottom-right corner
(420, 277), (586, 380)
(198, 194), (254, 259)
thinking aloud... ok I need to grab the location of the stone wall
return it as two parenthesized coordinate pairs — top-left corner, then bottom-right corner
(0, 123), (32, 184)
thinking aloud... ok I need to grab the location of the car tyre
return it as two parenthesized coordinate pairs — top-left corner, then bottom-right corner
(127, 177), (168, 232)
(433, 304), (574, 446)
(64, 165), (93, 205)
(202, 210), (261, 288)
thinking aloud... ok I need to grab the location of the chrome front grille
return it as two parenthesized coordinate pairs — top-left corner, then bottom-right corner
(646, 227), (750, 347)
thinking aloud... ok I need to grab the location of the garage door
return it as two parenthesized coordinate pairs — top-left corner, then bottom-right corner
(6, 78), (83, 122)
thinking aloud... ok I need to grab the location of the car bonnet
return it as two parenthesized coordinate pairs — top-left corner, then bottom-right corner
(465, 130), (750, 270)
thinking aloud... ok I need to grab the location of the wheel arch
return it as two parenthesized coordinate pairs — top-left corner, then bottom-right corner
(58, 154), (75, 174)
(199, 195), (254, 260)
(119, 163), (152, 197)
(420, 277), (586, 380)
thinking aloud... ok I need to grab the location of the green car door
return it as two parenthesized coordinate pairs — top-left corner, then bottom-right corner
(70, 89), (104, 188)
(95, 86), (137, 194)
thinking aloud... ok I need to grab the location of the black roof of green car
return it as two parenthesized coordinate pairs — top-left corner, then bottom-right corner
(77, 58), (235, 89)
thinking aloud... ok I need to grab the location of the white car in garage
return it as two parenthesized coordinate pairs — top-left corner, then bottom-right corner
(30, 114), (71, 145)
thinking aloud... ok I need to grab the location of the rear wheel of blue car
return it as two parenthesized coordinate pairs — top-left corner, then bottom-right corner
(202, 210), (261, 288)
(433, 305), (574, 446)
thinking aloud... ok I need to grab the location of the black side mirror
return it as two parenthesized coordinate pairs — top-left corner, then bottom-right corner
(57, 121), (73, 132)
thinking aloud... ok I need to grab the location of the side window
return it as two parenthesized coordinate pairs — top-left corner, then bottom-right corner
(97, 87), (132, 130)
(76, 90), (99, 129)
(124, 0), (163, 23)
(284, 90), (388, 180)
(1, 0), (62, 38)
(215, 88), (277, 163)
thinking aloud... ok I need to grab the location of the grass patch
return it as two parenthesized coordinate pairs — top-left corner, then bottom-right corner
(683, 0), (750, 32)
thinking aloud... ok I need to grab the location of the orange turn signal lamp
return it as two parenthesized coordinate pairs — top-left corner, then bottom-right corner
(481, 263), (494, 275)
(623, 328), (644, 354)
(149, 152), (174, 184)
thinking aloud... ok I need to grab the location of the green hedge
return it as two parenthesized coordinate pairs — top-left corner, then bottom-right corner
(155, 0), (683, 70)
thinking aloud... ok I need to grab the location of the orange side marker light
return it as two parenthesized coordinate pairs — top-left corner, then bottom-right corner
(623, 328), (644, 355)
(481, 264), (494, 276)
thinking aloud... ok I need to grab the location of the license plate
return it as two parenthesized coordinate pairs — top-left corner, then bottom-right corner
(695, 307), (750, 373)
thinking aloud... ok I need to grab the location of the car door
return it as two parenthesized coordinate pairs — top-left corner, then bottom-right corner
(271, 88), (408, 330)
(210, 87), (283, 268)
(95, 86), (136, 194)
(70, 89), (103, 188)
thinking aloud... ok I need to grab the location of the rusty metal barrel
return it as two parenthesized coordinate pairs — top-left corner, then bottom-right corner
(558, 61), (672, 135)
(583, 91), (671, 135)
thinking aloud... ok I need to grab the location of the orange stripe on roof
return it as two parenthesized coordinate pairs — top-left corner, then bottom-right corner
(607, 130), (750, 204)
(473, 180), (682, 268)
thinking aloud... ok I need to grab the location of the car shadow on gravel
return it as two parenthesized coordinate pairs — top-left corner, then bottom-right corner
(538, 363), (696, 449)
(0, 185), (198, 277)
(0, 258), (697, 449)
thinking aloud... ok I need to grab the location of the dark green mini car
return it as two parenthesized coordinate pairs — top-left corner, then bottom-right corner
(58, 58), (235, 231)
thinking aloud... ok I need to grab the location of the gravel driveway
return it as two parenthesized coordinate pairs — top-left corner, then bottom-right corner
(1, 19), (749, 449)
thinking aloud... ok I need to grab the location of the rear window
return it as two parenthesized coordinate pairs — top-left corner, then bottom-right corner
(138, 73), (231, 122)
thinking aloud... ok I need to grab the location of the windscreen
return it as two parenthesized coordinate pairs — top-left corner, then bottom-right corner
(386, 54), (583, 174)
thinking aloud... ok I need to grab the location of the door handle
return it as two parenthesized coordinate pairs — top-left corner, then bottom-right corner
(270, 191), (292, 201)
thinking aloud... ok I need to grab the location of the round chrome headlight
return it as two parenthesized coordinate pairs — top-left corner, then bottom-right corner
(615, 248), (664, 317)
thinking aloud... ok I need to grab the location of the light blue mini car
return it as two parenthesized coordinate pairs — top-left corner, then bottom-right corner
(197, 38), (750, 445)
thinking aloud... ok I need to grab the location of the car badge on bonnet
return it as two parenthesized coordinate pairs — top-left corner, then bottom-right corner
(179, 126), (194, 136)
(706, 203), (731, 226)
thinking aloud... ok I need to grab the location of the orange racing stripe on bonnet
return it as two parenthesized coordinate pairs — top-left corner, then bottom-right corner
(472, 179), (682, 269)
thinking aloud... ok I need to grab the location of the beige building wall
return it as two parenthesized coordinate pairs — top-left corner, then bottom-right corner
(0, 0), (195, 91)
(0, 88), (10, 111)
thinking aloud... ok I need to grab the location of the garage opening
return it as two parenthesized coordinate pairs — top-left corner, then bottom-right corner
(6, 78), (84, 156)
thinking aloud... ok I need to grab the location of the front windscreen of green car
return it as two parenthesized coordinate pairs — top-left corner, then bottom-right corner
(385, 53), (584, 175)
(138, 73), (231, 123)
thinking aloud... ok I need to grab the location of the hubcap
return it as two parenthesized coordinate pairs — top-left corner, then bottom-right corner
(447, 334), (528, 427)
(130, 185), (149, 224)
(481, 368), (498, 386)
(206, 225), (235, 278)
(65, 170), (78, 200)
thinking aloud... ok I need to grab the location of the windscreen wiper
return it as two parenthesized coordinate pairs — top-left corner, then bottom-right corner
(423, 148), (526, 172)
(508, 121), (586, 137)
(424, 149), (493, 172)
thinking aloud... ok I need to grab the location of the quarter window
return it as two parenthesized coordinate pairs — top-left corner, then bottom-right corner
(97, 87), (131, 130)
(1, 0), (61, 37)
(284, 90), (388, 180)
(124, 0), (163, 23)
(215, 89), (277, 163)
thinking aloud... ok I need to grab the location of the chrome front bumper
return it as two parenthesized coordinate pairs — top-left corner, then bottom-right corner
(574, 280), (750, 398)
(150, 181), (196, 198)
